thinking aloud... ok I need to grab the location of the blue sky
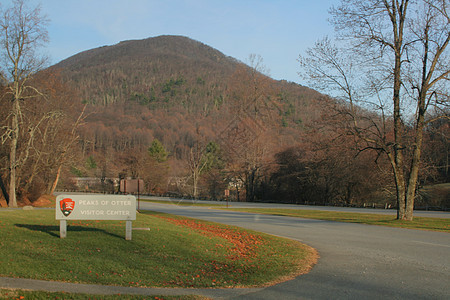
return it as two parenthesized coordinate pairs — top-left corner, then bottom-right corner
(16, 0), (338, 84)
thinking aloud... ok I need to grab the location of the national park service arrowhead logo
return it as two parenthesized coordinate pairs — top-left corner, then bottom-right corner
(60, 198), (75, 217)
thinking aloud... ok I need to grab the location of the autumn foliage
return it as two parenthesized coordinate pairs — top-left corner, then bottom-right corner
(1, 35), (447, 208)
(156, 215), (262, 261)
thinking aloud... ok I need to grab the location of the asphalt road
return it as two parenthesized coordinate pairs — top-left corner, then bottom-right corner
(141, 201), (450, 300)
(139, 196), (450, 218)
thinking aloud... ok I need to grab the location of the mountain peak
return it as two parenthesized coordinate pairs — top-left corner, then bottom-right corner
(54, 35), (236, 71)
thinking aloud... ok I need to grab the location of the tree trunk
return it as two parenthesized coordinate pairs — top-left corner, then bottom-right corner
(405, 149), (421, 221)
(49, 165), (62, 195)
(192, 170), (199, 199)
(8, 100), (20, 208)
(404, 88), (427, 221)
(246, 168), (257, 202)
(393, 113), (407, 220)
(0, 174), (9, 205)
(397, 184), (407, 220)
(392, 24), (406, 219)
(387, 151), (406, 220)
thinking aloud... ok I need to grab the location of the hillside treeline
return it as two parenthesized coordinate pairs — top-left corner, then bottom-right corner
(1, 36), (448, 209)
(51, 36), (448, 208)
(0, 70), (84, 204)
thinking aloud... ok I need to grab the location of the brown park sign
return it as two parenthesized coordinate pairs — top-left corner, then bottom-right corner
(120, 179), (144, 193)
(56, 194), (136, 240)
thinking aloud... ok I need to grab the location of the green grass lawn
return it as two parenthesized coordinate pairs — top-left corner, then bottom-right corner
(0, 289), (207, 300)
(0, 209), (316, 290)
(141, 199), (225, 207)
(223, 208), (449, 232)
(139, 199), (449, 232)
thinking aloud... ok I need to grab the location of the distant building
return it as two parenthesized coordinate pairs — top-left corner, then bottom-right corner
(70, 177), (119, 191)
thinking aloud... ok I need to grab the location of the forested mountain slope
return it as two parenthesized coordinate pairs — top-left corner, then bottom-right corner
(51, 35), (326, 158)
(54, 35), (238, 107)
(49, 34), (445, 208)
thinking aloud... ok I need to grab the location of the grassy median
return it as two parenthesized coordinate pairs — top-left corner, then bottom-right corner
(0, 209), (316, 289)
(142, 199), (449, 232)
(223, 208), (449, 232)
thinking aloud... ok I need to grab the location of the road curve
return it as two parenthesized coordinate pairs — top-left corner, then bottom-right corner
(141, 202), (450, 300)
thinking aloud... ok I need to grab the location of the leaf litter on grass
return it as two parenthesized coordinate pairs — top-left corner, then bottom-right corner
(0, 210), (317, 289)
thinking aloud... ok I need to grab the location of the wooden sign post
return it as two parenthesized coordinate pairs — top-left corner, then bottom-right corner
(120, 179), (144, 211)
(225, 189), (230, 208)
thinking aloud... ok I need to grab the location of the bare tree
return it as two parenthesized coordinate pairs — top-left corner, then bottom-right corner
(187, 140), (209, 199)
(0, 0), (49, 207)
(221, 55), (279, 202)
(299, 0), (449, 220)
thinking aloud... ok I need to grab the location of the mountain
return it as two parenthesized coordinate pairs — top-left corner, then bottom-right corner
(53, 35), (239, 107)
(41, 35), (448, 206)
(50, 35), (328, 181)
(56, 35), (238, 71)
